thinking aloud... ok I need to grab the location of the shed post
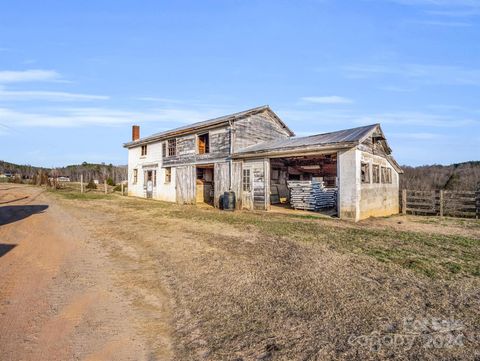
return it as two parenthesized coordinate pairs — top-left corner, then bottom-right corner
(104, 180), (108, 194)
(402, 189), (407, 215)
(439, 190), (444, 217)
(80, 174), (84, 194)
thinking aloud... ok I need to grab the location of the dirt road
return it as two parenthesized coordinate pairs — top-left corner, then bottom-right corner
(0, 185), (169, 361)
(1, 184), (478, 360)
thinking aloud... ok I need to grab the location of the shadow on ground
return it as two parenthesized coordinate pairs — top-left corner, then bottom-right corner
(0, 205), (49, 226)
(0, 244), (16, 258)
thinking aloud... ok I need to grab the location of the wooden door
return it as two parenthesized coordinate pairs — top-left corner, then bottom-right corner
(175, 166), (196, 204)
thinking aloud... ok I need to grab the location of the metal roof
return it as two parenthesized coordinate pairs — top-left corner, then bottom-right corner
(235, 124), (380, 155)
(123, 105), (294, 148)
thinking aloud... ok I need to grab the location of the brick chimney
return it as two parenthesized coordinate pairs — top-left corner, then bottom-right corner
(132, 125), (140, 141)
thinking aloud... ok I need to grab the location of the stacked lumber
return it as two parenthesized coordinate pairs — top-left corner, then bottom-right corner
(287, 180), (337, 211)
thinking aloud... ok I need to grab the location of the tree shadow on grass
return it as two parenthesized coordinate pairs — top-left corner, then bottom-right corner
(0, 205), (49, 226)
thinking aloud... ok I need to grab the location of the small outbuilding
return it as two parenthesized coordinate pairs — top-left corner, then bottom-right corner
(124, 106), (402, 221)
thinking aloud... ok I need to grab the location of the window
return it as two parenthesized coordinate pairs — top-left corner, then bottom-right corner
(167, 139), (176, 157)
(381, 166), (392, 184)
(162, 142), (166, 158)
(133, 169), (138, 184)
(153, 170), (157, 186)
(361, 162), (370, 183)
(372, 164), (380, 183)
(165, 167), (172, 183)
(242, 169), (251, 191)
(141, 145), (147, 156)
(198, 133), (210, 154)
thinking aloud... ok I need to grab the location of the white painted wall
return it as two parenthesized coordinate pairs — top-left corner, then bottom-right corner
(127, 140), (177, 202)
(358, 151), (400, 220)
(338, 148), (361, 221)
(337, 148), (400, 221)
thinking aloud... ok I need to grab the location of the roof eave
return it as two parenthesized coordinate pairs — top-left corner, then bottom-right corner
(123, 105), (293, 148)
(233, 142), (356, 159)
(123, 120), (227, 148)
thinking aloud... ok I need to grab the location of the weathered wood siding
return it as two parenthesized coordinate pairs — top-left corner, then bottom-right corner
(243, 158), (269, 210)
(163, 127), (231, 167)
(234, 110), (291, 151)
(175, 165), (196, 204)
(232, 161), (242, 209)
(358, 125), (389, 157)
(214, 162), (229, 208)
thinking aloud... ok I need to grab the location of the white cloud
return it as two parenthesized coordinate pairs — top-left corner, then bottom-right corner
(0, 88), (109, 102)
(390, 132), (443, 140)
(279, 108), (478, 128)
(389, 0), (480, 7)
(411, 19), (473, 26)
(0, 106), (228, 128)
(0, 69), (60, 83)
(343, 63), (480, 85)
(300, 96), (353, 104)
(354, 111), (478, 127)
(136, 96), (181, 103)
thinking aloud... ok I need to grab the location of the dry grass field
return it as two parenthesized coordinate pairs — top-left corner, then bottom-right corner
(1, 184), (479, 360)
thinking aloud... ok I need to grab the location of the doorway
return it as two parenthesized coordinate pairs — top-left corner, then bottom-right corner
(144, 169), (156, 199)
(196, 165), (214, 205)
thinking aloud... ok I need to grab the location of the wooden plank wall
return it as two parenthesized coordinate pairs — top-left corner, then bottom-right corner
(163, 128), (230, 167)
(175, 165), (196, 204)
(401, 189), (480, 218)
(234, 111), (290, 150)
(214, 162), (229, 208)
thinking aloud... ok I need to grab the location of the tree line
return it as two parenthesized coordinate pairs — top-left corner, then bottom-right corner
(0, 161), (127, 184)
(400, 161), (480, 191)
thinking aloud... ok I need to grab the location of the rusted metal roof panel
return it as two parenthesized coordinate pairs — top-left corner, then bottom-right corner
(235, 124), (379, 155)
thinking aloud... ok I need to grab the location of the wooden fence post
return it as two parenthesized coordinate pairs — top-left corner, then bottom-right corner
(402, 189), (407, 215)
(80, 174), (84, 194)
(439, 190), (444, 217)
(121, 183), (124, 196)
(104, 180), (108, 194)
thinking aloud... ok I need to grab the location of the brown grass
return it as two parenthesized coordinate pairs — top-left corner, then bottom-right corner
(52, 190), (480, 360)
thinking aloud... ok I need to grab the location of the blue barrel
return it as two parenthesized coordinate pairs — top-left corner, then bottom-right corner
(222, 191), (236, 211)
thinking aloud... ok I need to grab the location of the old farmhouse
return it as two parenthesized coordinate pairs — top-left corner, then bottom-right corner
(124, 105), (403, 221)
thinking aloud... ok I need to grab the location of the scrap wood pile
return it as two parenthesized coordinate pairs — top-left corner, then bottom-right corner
(287, 180), (337, 211)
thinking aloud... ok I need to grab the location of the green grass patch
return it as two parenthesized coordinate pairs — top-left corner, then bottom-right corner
(158, 206), (480, 279)
(49, 189), (115, 201)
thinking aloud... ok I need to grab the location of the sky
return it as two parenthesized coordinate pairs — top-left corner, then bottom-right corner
(0, 0), (479, 167)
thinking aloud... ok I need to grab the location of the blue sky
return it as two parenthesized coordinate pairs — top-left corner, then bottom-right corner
(0, 0), (479, 167)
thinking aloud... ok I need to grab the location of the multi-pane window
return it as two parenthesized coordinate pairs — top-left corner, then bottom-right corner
(141, 145), (147, 156)
(198, 133), (210, 154)
(165, 167), (172, 183)
(361, 162), (370, 183)
(167, 139), (176, 157)
(153, 170), (157, 187)
(162, 142), (166, 158)
(381, 166), (392, 184)
(133, 169), (138, 184)
(372, 164), (380, 183)
(242, 169), (251, 191)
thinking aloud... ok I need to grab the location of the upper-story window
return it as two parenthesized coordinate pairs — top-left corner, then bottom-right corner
(372, 164), (380, 183)
(167, 139), (177, 157)
(162, 142), (166, 158)
(361, 162), (370, 183)
(198, 133), (210, 154)
(381, 166), (392, 184)
(141, 145), (147, 156)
